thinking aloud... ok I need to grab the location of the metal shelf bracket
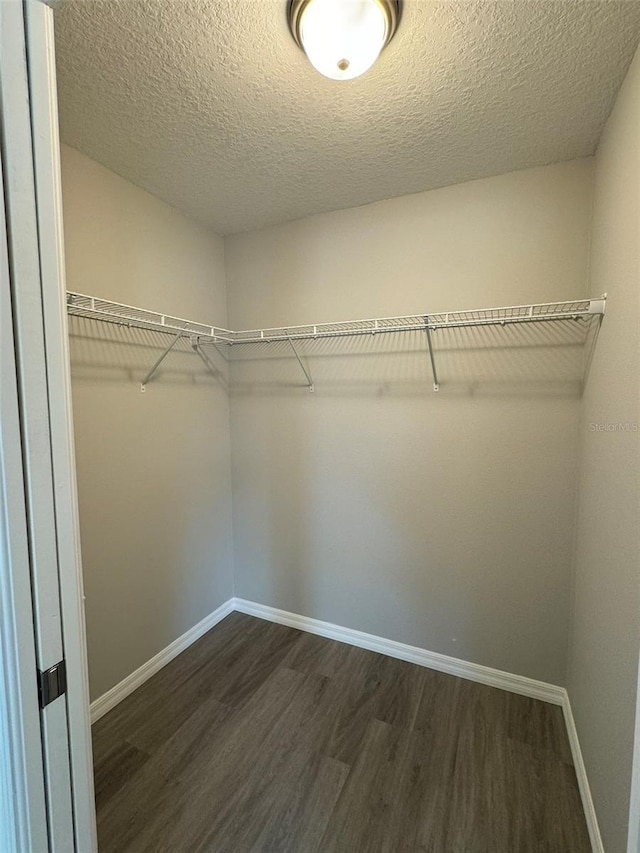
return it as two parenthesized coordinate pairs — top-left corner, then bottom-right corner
(66, 292), (607, 394)
(424, 316), (440, 392)
(288, 336), (314, 392)
(191, 338), (225, 386)
(581, 293), (607, 392)
(140, 331), (182, 392)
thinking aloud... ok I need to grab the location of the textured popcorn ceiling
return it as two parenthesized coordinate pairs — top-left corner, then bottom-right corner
(54, 0), (640, 235)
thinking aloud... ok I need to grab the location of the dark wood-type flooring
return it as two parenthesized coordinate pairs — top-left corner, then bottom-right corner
(92, 612), (591, 852)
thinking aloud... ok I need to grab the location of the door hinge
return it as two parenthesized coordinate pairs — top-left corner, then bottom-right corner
(37, 660), (67, 709)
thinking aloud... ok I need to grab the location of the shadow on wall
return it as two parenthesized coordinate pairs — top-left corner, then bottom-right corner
(228, 319), (584, 682)
(69, 313), (235, 698)
(228, 319), (594, 399)
(69, 313), (597, 399)
(68, 315), (229, 391)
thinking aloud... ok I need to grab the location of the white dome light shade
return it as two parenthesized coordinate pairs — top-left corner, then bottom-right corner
(290, 0), (400, 81)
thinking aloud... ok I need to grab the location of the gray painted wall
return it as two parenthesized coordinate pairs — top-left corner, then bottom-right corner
(61, 125), (640, 847)
(61, 145), (234, 701)
(567, 45), (640, 853)
(225, 159), (593, 685)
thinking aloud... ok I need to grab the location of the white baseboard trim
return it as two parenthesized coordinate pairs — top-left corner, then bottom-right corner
(89, 595), (600, 851)
(236, 598), (604, 850)
(89, 598), (235, 723)
(232, 597), (565, 706)
(561, 691), (604, 853)
(90, 596), (566, 725)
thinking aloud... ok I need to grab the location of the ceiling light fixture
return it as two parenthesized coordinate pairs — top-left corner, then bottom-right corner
(288, 0), (401, 81)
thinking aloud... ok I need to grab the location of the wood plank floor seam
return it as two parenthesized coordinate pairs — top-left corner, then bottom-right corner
(92, 612), (590, 853)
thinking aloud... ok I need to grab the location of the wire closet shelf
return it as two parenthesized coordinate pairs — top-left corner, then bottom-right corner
(66, 291), (235, 343)
(66, 291), (606, 392)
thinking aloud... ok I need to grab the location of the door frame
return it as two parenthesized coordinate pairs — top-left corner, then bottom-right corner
(3, 2), (640, 852)
(0, 0), (97, 849)
(25, 4), (97, 847)
(628, 652), (640, 853)
(0, 138), (50, 853)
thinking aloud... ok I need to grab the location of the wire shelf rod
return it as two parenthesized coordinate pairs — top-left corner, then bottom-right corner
(66, 291), (234, 343)
(66, 291), (606, 346)
(230, 312), (601, 344)
(228, 299), (606, 344)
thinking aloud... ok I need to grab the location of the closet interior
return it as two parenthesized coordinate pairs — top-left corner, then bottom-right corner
(66, 290), (607, 393)
(52, 1), (640, 851)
